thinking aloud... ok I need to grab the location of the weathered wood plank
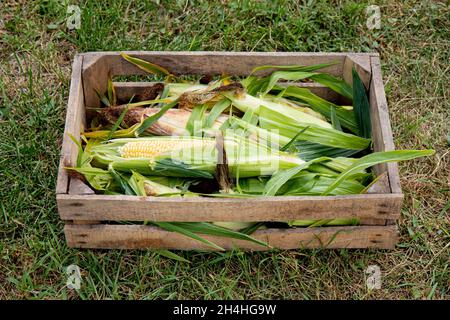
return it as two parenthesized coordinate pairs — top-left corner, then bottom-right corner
(68, 179), (100, 225)
(56, 55), (84, 194)
(363, 173), (391, 226)
(64, 224), (398, 250)
(370, 56), (402, 193)
(81, 51), (366, 107)
(69, 178), (95, 195)
(82, 51), (351, 75)
(359, 218), (387, 226)
(366, 172), (390, 194)
(342, 54), (372, 88)
(57, 193), (403, 222)
(82, 54), (109, 110)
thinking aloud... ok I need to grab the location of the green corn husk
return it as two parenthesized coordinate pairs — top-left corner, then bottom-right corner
(229, 116), (370, 159)
(322, 149), (435, 195)
(258, 105), (371, 150)
(89, 135), (305, 178)
(237, 173), (366, 196)
(276, 86), (358, 133)
(260, 149), (435, 197)
(225, 92), (333, 129)
(212, 222), (256, 231)
(128, 171), (186, 197)
(288, 218), (360, 227)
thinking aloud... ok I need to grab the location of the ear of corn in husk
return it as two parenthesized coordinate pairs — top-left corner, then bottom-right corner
(89, 135), (305, 178)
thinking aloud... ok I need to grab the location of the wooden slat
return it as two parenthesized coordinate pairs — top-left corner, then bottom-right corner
(359, 218), (387, 226)
(82, 51), (372, 107)
(83, 51), (351, 76)
(69, 180), (99, 225)
(82, 54), (109, 111)
(370, 56), (402, 193)
(57, 193), (403, 222)
(64, 224), (398, 250)
(69, 178), (95, 195)
(342, 54), (372, 88)
(113, 81), (340, 102)
(363, 173), (391, 226)
(56, 55), (84, 194)
(366, 172), (390, 194)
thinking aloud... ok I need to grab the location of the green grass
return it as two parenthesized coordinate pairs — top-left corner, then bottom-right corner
(0, 0), (448, 299)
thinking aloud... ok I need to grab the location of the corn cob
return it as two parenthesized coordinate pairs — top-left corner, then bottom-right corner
(101, 106), (227, 136)
(119, 139), (216, 159)
(91, 136), (305, 178)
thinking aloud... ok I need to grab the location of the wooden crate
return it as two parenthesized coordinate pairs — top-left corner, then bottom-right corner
(56, 52), (402, 250)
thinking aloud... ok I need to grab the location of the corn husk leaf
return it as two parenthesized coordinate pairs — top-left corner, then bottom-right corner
(129, 171), (184, 196)
(264, 157), (330, 196)
(352, 67), (372, 138)
(135, 99), (178, 136)
(120, 52), (171, 77)
(239, 222), (265, 235)
(106, 105), (129, 141)
(83, 123), (141, 140)
(205, 99), (231, 128)
(309, 73), (353, 100)
(107, 76), (117, 106)
(95, 89), (111, 107)
(67, 133), (84, 167)
(186, 104), (209, 135)
(226, 93), (333, 129)
(108, 164), (135, 195)
(67, 166), (113, 191)
(288, 218), (359, 227)
(280, 173), (366, 195)
(278, 86), (358, 133)
(258, 68), (352, 100)
(294, 140), (361, 161)
(161, 222), (269, 248)
(258, 105), (370, 150)
(152, 222), (226, 251)
(262, 71), (317, 95)
(212, 222), (255, 231)
(330, 104), (342, 131)
(322, 150), (435, 195)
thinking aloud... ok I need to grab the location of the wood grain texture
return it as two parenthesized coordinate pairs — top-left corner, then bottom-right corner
(82, 54), (109, 110)
(69, 178), (95, 195)
(64, 224), (398, 250)
(57, 193), (403, 222)
(342, 55), (372, 88)
(56, 55), (84, 194)
(359, 218), (388, 226)
(363, 172), (391, 226)
(81, 52), (376, 107)
(82, 51), (350, 75)
(366, 172), (390, 194)
(69, 181), (100, 225)
(370, 56), (402, 193)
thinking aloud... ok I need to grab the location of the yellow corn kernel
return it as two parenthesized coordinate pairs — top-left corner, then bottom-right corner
(119, 139), (214, 158)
